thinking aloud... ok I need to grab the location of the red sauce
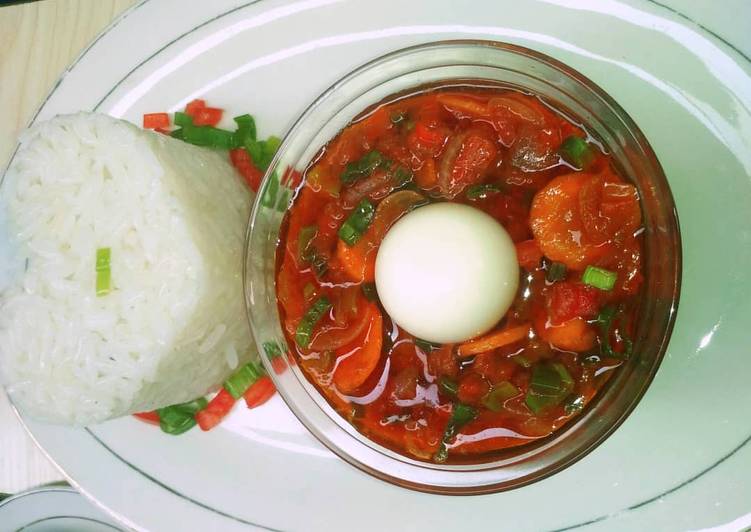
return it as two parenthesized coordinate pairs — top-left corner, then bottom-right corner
(275, 84), (643, 463)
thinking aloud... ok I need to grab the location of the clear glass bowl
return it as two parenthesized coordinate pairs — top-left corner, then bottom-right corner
(244, 40), (681, 494)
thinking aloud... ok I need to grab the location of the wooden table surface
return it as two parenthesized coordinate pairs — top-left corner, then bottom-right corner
(0, 0), (138, 496)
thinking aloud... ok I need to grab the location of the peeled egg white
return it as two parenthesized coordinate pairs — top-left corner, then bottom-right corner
(375, 202), (519, 344)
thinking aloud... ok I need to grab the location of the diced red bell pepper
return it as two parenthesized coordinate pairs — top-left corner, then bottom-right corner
(271, 356), (287, 375)
(243, 376), (276, 409)
(195, 388), (236, 431)
(229, 148), (263, 192)
(143, 113), (170, 129)
(515, 239), (543, 270)
(185, 99), (206, 117)
(547, 281), (600, 325)
(192, 107), (223, 127)
(413, 122), (445, 146)
(133, 411), (160, 425)
(457, 372), (490, 404)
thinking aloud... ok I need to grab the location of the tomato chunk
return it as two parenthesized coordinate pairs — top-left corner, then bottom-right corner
(547, 281), (600, 325)
(333, 304), (383, 393)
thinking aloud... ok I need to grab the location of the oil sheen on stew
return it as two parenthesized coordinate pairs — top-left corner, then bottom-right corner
(275, 84), (642, 464)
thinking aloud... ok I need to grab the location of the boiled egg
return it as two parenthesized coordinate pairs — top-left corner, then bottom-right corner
(375, 203), (519, 344)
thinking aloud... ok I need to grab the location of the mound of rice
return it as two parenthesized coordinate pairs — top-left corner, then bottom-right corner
(0, 112), (254, 424)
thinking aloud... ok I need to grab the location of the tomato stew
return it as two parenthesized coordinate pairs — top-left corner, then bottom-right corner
(275, 84), (643, 463)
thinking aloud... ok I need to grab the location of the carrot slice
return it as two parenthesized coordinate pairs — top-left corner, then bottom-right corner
(333, 304), (383, 393)
(536, 315), (595, 352)
(457, 324), (531, 358)
(415, 158), (438, 189)
(530, 173), (613, 270)
(437, 93), (489, 118)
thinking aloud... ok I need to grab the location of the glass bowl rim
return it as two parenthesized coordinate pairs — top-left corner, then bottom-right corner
(244, 38), (682, 494)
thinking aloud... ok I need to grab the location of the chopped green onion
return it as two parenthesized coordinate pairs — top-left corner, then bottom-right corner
(482, 381), (519, 412)
(465, 183), (504, 200)
(582, 265), (617, 291)
(303, 282), (316, 300)
(95, 247), (110, 270)
(232, 114), (256, 146)
(341, 150), (387, 184)
(546, 261), (567, 283)
(295, 297), (332, 349)
(595, 306), (617, 358)
(245, 139), (264, 166)
(261, 170), (279, 208)
(276, 189), (292, 213)
(262, 341), (282, 359)
(95, 247), (111, 296)
(390, 111), (408, 124)
(513, 355), (532, 368)
(247, 136), (282, 171)
(524, 362), (574, 414)
(559, 136), (595, 169)
(594, 305), (632, 359)
(223, 362), (262, 399)
(258, 136), (281, 170)
(414, 338), (439, 353)
(96, 269), (111, 297)
(338, 199), (375, 246)
(181, 124), (235, 149)
(173, 112), (193, 127)
(438, 376), (458, 397)
(157, 397), (208, 435)
(298, 226), (317, 262)
(297, 225), (328, 278)
(434, 403), (477, 463)
(361, 283), (378, 302)
(564, 395), (586, 415)
(392, 166), (413, 187)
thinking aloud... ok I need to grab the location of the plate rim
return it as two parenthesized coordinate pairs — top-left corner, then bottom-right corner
(4, 0), (751, 530)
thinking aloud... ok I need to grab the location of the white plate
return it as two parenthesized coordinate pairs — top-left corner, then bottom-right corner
(7, 0), (751, 530)
(0, 486), (124, 531)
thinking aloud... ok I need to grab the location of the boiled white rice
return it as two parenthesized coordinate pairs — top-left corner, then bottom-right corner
(0, 112), (254, 424)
